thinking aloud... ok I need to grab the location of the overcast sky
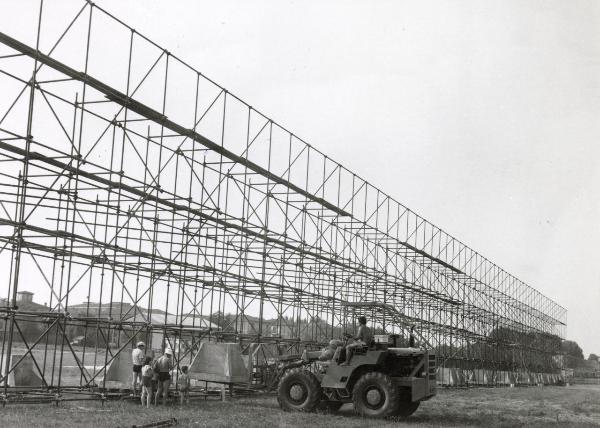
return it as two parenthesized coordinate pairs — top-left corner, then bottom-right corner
(4, 1), (599, 354)
(94, 0), (600, 354)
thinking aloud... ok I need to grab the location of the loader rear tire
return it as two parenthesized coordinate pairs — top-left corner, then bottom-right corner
(393, 387), (420, 417)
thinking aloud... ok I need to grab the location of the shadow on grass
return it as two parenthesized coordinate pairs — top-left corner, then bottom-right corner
(236, 393), (599, 428)
(2, 386), (600, 428)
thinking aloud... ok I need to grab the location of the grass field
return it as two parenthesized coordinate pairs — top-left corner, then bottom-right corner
(1, 384), (599, 427)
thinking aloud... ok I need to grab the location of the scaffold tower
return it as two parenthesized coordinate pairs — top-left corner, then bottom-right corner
(0, 0), (566, 401)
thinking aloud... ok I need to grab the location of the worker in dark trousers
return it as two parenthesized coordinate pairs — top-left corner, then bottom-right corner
(154, 348), (174, 405)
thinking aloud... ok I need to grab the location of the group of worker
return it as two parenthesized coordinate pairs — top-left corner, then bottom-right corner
(129, 316), (405, 405)
(131, 342), (190, 407)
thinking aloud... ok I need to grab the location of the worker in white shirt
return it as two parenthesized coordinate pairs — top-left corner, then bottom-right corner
(131, 341), (146, 396)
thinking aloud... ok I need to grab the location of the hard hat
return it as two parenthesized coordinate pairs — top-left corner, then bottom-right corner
(164, 348), (173, 355)
(137, 341), (145, 347)
(329, 339), (342, 347)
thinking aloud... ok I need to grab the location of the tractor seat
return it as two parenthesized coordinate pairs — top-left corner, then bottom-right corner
(357, 338), (376, 354)
(354, 344), (370, 355)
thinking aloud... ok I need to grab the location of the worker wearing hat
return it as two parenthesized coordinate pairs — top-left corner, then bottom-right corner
(154, 348), (174, 405)
(131, 341), (146, 396)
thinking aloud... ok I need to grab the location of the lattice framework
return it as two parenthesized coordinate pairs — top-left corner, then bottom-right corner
(0, 0), (565, 398)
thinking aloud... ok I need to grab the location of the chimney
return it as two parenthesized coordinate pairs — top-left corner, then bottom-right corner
(16, 291), (33, 304)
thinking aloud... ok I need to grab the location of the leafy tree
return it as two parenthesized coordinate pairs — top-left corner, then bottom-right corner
(561, 340), (585, 368)
(561, 340), (584, 359)
(588, 353), (599, 362)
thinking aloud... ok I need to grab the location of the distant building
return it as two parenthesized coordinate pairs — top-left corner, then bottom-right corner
(265, 322), (293, 338)
(68, 301), (218, 351)
(16, 291), (34, 304)
(0, 291), (41, 307)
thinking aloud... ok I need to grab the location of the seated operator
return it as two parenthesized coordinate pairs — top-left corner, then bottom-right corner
(340, 316), (372, 365)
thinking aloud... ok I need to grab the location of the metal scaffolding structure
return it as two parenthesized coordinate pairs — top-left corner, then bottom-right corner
(0, 0), (566, 400)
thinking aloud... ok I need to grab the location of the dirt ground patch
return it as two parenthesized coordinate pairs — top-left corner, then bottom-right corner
(1, 385), (599, 427)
